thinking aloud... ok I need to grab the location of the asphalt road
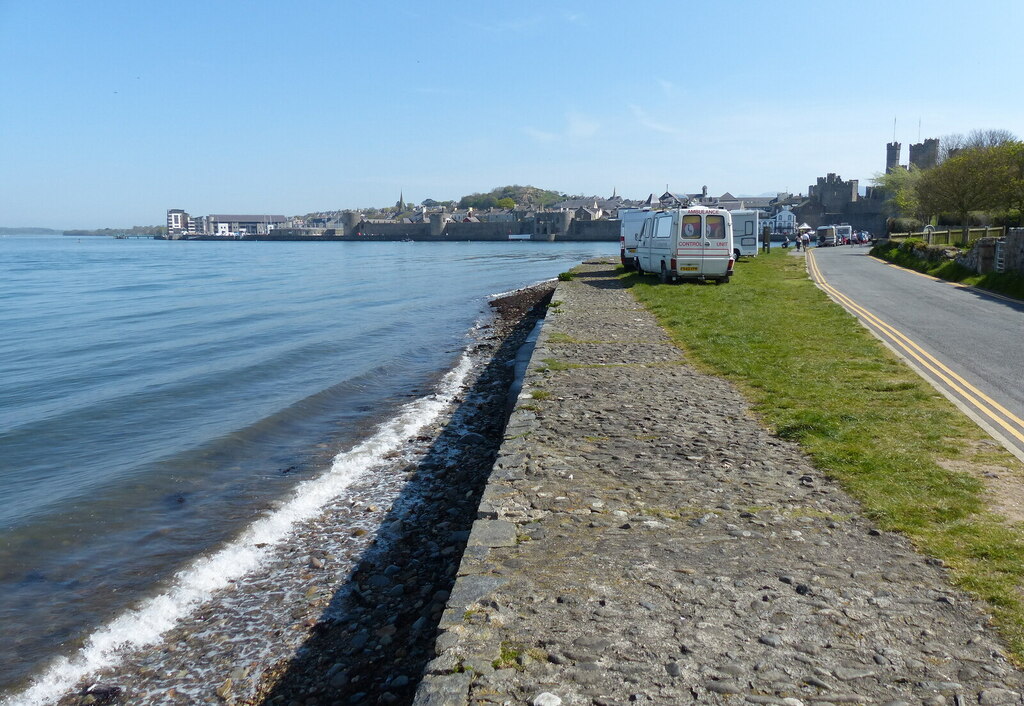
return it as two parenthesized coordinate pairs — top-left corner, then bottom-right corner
(806, 244), (1024, 459)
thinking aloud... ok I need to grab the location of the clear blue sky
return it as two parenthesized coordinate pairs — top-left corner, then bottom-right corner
(2, 0), (1023, 229)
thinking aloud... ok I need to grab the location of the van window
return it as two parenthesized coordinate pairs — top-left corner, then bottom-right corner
(681, 215), (701, 239)
(654, 215), (672, 238)
(706, 215), (726, 239)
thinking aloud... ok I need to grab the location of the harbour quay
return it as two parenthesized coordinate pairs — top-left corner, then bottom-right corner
(414, 260), (1024, 706)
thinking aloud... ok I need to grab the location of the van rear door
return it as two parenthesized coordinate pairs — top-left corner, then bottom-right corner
(675, 213), (704, 275)
(702, 213), (730, 276)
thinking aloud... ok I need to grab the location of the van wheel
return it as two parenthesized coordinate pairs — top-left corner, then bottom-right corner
(734, 248), (741, 260)
(659, 263), (671, 284)
(634, 258), (642, 273)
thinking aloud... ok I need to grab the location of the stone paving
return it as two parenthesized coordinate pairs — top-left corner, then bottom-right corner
(413, 260), (1024, 706)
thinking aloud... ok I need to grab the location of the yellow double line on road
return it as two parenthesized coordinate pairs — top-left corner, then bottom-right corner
(806, 250), (1024, 451)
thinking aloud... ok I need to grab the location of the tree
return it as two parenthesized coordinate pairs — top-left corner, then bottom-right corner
(939, 129), (1017, 162)
(990, 142), (1024, 225)
(872, 167), (926, 222)
(965, 128), (1017, 150)
(917, 148), (1002, 226)
(495, 197), (515, 209)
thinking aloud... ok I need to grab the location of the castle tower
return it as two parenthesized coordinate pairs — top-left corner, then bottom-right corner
(886, 142), (902, 173)
(909, 138), (939, 170)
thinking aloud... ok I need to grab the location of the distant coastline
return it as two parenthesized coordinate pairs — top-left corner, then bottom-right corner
(63, 226), (167, 237)
(0, 227), (62, 235)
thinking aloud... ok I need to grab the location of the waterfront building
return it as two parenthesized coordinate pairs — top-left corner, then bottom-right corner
(166, 209), (189, 237)
(207, 214), (287, 236)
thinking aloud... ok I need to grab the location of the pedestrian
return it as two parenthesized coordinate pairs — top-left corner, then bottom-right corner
(794, 234), (801, 251)
(801, 232), (810, 250)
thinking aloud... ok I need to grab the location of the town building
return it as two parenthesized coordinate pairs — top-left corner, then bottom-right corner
(207, 214), (287, 236)
(166, 210), (287, 237)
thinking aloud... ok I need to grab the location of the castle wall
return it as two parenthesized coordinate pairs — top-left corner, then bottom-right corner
(444, 221), (525, 241)
(563, 219), (619, 241)
(354, 222), (432, 239)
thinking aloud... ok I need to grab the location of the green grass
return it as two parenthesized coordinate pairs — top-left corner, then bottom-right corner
(624, 250), (1024, 660)
(492, 642), (525, 670)
(873, 241), (1024, 300)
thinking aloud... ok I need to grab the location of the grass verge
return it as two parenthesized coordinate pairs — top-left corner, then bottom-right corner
(872, 240), (1024, 300)
(624, 249), (1024, 661)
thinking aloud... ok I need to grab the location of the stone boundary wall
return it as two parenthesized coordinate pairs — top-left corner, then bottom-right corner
(1006, 228), (1024, 274)
(957, 229), (1024, 274)
(411, 282), (566, 706)
(957, 238), (997, 273)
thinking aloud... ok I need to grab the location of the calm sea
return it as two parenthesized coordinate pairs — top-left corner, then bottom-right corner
(0, 234), (616, 698)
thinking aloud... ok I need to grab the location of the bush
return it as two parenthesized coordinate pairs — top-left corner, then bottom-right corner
(898, 237), (927, 253)
(557, 271), (574, 281)
(936, 212), (987, 227)
(888, 217), (923, 234)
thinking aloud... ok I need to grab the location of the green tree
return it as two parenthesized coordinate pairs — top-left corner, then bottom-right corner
(873, 167), (926, 223)
(495, 197), (515, 209)
(990, 142), (1024, 225)
(917, 148), (1002, 227)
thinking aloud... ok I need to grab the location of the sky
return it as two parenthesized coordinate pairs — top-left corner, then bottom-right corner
(2, 0), (1023, 230)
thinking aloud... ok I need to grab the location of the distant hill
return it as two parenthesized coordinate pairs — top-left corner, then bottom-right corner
(0, 227), (61, 234)
(63, 226), (166, 236)
(458, 185), (563, 210)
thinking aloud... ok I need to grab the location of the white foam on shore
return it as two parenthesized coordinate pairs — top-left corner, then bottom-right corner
(488, 278), (556, 301)
(3, 353), (475, 706)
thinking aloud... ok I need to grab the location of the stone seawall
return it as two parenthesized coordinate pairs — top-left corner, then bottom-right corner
(413, 260), (1023, 705)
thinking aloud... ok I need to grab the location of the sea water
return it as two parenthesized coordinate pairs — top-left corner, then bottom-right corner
(0, 235), (616, 697)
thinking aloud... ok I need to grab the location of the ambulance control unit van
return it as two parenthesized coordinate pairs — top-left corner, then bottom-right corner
(635, 207), (734, 284)
(730, 209), (759, 260)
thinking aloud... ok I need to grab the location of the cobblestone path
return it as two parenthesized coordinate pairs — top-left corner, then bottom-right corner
(414, 260), (1024, 706)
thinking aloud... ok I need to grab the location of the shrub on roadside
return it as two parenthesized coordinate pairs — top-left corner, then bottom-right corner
(888, 217), (923, 234)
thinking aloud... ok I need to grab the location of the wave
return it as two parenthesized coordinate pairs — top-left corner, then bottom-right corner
(2, 352), (474, 706)
(488, 277), (557, 300)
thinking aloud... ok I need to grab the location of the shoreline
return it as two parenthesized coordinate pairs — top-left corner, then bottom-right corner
(18, 281), (555, 706)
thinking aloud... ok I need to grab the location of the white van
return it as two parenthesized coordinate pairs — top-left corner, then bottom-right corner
(635, 207), (734, 284)
(816, 225), (837, 247)
(730, 209), (759, 259)
(618, 208), (653, 270)
(835, 224), (853, 245)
